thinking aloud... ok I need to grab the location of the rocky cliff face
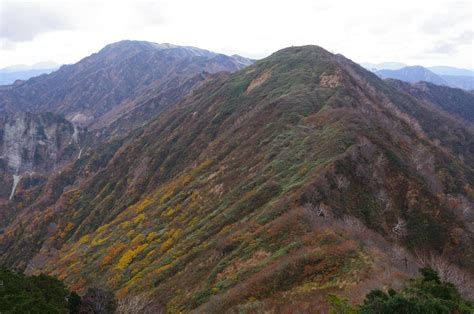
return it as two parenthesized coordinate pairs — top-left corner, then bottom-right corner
(0, 112), (83, 202)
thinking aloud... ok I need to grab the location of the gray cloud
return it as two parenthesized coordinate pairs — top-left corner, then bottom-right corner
(427, 31), (473, 54)
(0, 2), (75, 42)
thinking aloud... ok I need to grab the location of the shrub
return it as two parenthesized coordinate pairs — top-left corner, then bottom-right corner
(355, 268), (474, 314)
(0, 268), (77, 313)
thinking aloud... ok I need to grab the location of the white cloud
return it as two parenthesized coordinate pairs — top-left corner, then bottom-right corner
(0, 0), (472, 68)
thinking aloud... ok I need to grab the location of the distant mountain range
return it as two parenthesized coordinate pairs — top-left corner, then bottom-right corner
(0, 62), (61, 86)
(360, 62), (408, 71)
(365, 65), (474, 90)
(361, 62), (474, 76)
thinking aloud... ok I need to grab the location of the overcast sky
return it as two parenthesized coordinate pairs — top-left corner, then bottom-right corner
(0, 0), (473, 69)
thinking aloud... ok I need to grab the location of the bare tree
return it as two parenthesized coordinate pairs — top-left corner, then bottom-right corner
(392, 217), (407, 238)
(79, 288), (116, 314)
(117, 293), (154, 314)
(410, 145), (442, 194)
(415, 251), (474, 300)
(335, 174), (349, 190)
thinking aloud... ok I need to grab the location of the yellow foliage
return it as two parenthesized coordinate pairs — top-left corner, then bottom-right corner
(163, 207), (173, 217)
(131, 234), (146, 246)
(59, 222), (75, 239)
(92, 235), (110, 246)
(65, 222), (75, 233)
(133, 197), (153, 213)
(160, 189), (175, 204)
(160, 238), (174, 253)
(163, 206), (178, 217)
(165, 228), (182, 239)
(133, 213), (146, 224)
(177, 212), (188, 223)
(96, 223), (110, 234)
(189, 216), (200, 226)
(159, 228), (182, 253)
(127, 230), (136, 239)
(117, 244), (149, 270)
(146, 232), (158, 242)
(78, 235), (91, 245)
(120, 221), (131, 229)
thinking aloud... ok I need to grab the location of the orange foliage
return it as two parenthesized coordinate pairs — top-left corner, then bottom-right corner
(100, 242), (127, 268)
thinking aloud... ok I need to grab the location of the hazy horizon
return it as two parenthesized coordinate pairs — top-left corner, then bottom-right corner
(1, 40), (473, 73)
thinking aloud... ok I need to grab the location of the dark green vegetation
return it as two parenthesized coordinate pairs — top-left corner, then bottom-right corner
(1, 45), (473, 312)
(0, 268), (77, 313)
(330, 268), (474, 313)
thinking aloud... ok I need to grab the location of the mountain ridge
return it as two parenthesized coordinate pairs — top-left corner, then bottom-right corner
(1, 45), (472, 311)
(0, 40), (253, 127)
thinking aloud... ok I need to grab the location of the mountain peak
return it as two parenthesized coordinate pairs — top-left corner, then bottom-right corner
(100, 39), (156, 50)
(98, 40), (217, 59)
(270, 45), (333, 59)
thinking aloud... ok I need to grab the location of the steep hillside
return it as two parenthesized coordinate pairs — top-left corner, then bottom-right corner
(0, 41), (253, 217)
(387, 79), (474, 123)
(0, 40), (252, 131)
(1, 46), (473, 312)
